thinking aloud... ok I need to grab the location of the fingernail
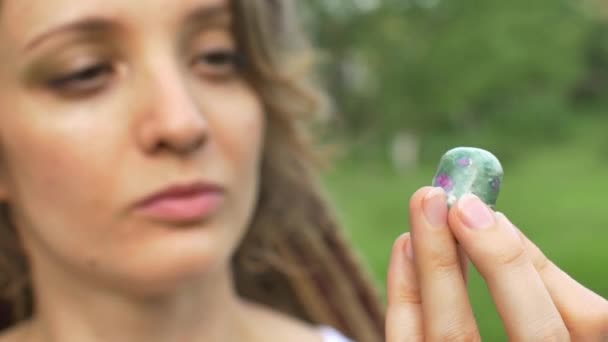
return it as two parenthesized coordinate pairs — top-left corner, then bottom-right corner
(423, 187), (447, 227)
(405, 236), (414, 260)
(458, 193), (495, 229)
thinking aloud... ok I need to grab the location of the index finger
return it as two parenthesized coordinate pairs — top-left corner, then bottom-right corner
(448, 194), (570, 341)
(515, 224), (608, 340)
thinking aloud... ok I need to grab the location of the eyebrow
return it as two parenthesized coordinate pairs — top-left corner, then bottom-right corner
(184, 4), (229, 26)
(182, 4), (231, 42)
(23, 4), (230, 52)
(23, 18), (117, 52)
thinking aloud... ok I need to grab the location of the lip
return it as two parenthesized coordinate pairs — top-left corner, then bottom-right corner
(134, 181), (224, 223)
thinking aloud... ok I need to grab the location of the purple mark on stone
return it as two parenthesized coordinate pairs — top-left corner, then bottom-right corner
(435, 173), (453, 191)
(490, 177), (501, 191)
(457, 157), (471, 167)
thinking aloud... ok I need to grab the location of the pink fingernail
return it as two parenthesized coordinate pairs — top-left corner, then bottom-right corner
(458, 193), (495, 229)
(423, 187), (448, 227)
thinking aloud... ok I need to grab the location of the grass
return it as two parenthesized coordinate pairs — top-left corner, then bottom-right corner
(322, 119), (608, 341)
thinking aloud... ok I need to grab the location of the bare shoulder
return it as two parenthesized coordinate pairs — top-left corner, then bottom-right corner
(241, 299), (324, 342)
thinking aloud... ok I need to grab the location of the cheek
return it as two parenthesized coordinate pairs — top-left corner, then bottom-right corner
(0, 100), (122, 245)
(199, 83), (265, 247)
(205, 84), (265, 180)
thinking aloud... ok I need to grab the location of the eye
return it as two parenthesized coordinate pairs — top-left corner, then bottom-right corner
(192, 49), (244, 79)
(202, 50), (241, 65)
(48, 63), (114, 95)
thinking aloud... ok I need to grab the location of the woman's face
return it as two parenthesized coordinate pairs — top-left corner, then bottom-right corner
(0, 0), (265, 293)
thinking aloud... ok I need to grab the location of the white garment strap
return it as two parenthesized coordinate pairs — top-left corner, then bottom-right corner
(317, 325), (355, 342)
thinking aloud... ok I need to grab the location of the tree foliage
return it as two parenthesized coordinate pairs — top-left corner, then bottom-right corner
(301, 0), (601, 159)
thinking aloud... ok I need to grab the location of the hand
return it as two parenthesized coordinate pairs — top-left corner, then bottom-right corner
(385, 186), (608, 341)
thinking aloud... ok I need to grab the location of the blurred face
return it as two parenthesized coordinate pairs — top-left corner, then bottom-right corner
(0, 0), (265, 293)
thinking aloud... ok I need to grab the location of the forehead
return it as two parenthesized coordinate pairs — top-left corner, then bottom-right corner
(0, 0), (229, 46)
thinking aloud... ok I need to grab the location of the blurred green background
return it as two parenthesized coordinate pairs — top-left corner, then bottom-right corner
(302, 0), (608, 340)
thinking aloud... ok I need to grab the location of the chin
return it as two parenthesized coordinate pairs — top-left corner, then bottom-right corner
(105, 225), (236, 297)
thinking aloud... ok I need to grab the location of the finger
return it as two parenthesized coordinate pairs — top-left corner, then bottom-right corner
(513, 222), (608, 341)
(448, 194), (570, 341)
(409, 187), (479, 341)
(386, 233), (423, 342)
(457, 243), (469, 283)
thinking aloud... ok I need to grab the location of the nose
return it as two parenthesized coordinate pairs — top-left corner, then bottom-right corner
(136, 64), (208, 156)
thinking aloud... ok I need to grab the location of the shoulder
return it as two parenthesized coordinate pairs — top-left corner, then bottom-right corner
(241, 299), (324, 342)
(317, 325), (354, 342)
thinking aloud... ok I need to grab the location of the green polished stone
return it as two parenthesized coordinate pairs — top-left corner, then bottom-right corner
(432, 147), (503, 209)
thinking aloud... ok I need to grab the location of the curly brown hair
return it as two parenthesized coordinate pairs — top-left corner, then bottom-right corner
(0, 1), (386, 341)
